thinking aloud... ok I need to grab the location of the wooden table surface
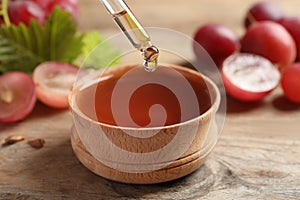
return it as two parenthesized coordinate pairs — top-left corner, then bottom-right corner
(1, 0), (300, 199)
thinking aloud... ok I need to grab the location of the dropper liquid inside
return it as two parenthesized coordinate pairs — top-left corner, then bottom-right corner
(100, 0), (159, 72)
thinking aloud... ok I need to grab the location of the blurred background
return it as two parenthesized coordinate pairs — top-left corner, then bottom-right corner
(77, 0), (299, 37)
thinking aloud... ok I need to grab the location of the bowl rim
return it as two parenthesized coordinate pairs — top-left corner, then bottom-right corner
(69, 64), (221, 131)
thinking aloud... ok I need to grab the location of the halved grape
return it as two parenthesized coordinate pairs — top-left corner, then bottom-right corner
(0, 72), (36, 123)
(33, 62), (79, 109)
(281, 63), (300, 103)
(222, 53), (281, 102)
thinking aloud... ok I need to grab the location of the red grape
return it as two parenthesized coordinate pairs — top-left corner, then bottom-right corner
(33, 62), (78, 109)
(59, 0), (78, 8)
(46, 0), (79, 21)
(241, 21), (296, 70)
(0, 72), (36, 123)
(244, 1), (284, 28)
(278, 16), (300, 61)
(222, 53), (280, 102)
(30, 0), (52, 9)
(281, 63), (300, 103)
(193, 23), (239, 67)
(8, 1), (46, 26)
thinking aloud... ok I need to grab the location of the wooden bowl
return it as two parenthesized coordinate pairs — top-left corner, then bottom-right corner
(69, 64), (221, 184)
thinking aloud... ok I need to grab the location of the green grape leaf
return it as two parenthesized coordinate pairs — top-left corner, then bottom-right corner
(0, 8), (83, 73)
(80, 31), (120, 69)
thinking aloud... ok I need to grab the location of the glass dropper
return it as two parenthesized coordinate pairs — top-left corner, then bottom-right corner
(98, 0), (159, 72)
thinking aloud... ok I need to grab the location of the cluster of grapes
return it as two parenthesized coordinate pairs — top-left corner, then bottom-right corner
(193, 1), (300, 103)
(5, 0), (78, 25)
(0, 0), (79, 123)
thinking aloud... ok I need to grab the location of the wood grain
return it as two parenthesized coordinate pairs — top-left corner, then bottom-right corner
(1, 0), (300, 199)
(1, 101), (299, 199)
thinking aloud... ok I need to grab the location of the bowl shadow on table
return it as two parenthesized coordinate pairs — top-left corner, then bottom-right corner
(22, 135), (218, 199)
(106, 164), (215, 199)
